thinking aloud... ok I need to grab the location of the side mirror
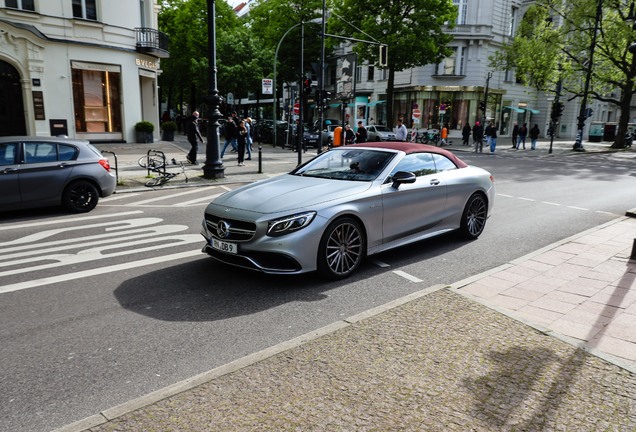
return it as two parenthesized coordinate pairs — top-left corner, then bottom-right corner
(391, 171), (416, 188)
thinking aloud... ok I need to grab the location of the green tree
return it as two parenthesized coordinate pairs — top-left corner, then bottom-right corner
(329, 0), (457, 128)
(248, 0), (325, 106)
(489, 0), (636, 148)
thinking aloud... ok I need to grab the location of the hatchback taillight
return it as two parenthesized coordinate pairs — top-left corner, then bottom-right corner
(99, 159), (111, 172)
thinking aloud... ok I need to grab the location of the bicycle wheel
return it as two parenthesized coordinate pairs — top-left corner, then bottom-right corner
(421, 134), (429, 144)
(145, 176), (172, 187)
(432, 135), (440, 146)
(138, 155), (165, 169)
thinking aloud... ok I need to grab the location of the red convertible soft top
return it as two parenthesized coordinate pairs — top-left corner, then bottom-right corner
(346, 141), (468, 168)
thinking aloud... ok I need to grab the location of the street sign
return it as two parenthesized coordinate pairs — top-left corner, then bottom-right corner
(439, 110), (446, 114)
(413, 103), (419, 109)
(412, 109), (421, 119)
(293, 103), (300, 114)
(439, 104), (446, 111)
(227, 93), (234, 104)
(262, 79), (273, 95)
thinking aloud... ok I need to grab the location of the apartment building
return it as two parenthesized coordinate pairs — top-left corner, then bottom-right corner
(0, 0), (168, 142)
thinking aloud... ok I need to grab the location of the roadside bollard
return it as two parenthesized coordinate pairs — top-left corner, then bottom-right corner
(258, 145), (263, 174)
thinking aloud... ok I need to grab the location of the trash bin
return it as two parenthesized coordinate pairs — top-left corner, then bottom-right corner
(588, 123), (604, 142)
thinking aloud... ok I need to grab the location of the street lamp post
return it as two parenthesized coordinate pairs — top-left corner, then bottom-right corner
(202, 0), (225, 179)
(573, 0), (603, 151)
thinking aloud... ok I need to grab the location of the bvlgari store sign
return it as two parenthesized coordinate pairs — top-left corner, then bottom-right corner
(136, 58), (158, 70)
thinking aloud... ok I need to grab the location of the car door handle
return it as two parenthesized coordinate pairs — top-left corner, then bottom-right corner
(58, 163), (70, 168)
(430, 179), (440, 185)
(2, 168), (17, 173)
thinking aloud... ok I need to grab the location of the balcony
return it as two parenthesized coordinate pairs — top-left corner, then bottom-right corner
(135, 28), (169, 58)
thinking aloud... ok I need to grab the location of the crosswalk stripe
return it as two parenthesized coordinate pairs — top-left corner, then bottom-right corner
(129, 186), (217, 206)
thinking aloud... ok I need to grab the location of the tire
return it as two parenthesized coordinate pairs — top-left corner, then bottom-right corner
(317, 217), (365, 279)
(432, 135), (440, 145)
(459, 193), (487, 239)
(145, 176), (171, 187)
(62, 180), (99, 213)
(421, 135), (429, 144)
(138, 155), (165, 169)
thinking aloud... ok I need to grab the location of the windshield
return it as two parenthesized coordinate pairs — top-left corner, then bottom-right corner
(291, 149), (395, 182)
(374, 126), (392, 132)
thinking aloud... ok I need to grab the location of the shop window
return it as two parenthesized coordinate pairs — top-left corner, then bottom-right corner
(73, 0), (97, 20)
(72, 68), (122, 134)
(5, 0), (35, 11)
(453, 0), (468, 25)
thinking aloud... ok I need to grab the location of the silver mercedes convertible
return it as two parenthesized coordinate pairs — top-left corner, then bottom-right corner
(201, 142), (495, 279)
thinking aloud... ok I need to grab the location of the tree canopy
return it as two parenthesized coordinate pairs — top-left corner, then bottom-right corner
(489, 0), (636, 148)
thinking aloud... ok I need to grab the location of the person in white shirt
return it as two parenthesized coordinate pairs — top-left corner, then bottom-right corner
(395, 118), (407, 141)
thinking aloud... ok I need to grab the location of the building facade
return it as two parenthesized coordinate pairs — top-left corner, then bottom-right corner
(315, 0), (619, 140)
(0, 0), (168, 142)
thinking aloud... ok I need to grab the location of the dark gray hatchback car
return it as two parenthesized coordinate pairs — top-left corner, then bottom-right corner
(0, 136), (116, 212)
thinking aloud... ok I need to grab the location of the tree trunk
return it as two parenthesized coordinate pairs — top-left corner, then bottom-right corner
(190, 82), (196, 115)
(167, 85), (173, 115)
(611, 86), (634, 149)
(386, 66), (395, 129)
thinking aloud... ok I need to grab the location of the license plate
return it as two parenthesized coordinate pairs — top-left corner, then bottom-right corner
(212, 238), (237, 254)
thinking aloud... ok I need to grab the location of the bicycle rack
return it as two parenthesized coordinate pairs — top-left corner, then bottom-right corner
(146, 149), (166, 177)
(100, 150), (118, 184)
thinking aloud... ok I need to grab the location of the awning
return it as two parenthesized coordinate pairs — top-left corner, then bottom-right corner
(523, 108), (540, 114)
(367, 100), (387, 107)
(329, 103), (342, 107)
(502, 105), (524, 113)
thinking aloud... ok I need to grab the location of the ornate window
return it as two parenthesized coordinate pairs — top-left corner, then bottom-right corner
(453, 0), (468, 25)
(4, 0), (35, 11)
(72, 0), (97, 20)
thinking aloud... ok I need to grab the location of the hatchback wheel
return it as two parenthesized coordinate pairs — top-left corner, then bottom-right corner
(63, 180), (99, 213)
(459, 193), (487, 239)
(318, 217), (365, 279)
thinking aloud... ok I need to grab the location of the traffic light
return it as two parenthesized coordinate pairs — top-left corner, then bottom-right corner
(322, 90), (331, 110)
(551, 102), (564, 121)
(379, 45), (388, 67)
(303, 78), (313, 95)
(479, 101), (486, 112)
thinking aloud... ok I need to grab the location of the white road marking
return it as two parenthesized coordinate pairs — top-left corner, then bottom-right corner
(497, 194), (513, 197)
(0, 250), (202, 295)
(567, 206), (589, 211)
(596, 211), (615, 215)
(369, 259), (390, 268)
(542, 202), (561, 206)
(0, 211), (144, 231)
(172, 193), (224, 207)
(393, 270), (422, 283)
(101, 193), (141, 202)
(518, 197), (535, 201)
(128, 187), (217, 206)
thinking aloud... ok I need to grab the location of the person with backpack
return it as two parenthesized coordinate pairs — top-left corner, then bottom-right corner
(529, 124), (540, 150)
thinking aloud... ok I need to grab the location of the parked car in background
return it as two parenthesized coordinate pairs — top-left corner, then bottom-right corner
(254, 119), (286, 143)
(367, 125), (397, 142)
(0, 136), (117, 212)
(276, 123), (320, 149)
(201, 142), (495, 279)
(322, 124), (342, 146)
(313, 118), (341, 131)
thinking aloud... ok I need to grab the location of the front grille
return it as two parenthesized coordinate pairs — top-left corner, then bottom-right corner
(205, 213), (256, 241)
(204, 247), (302, 273)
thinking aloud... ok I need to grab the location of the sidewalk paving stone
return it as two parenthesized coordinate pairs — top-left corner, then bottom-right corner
(86, 289), (636, 432)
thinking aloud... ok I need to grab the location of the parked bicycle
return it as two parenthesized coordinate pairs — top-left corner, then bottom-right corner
(138, 150), (188, 187)
(418, 129), (440, 145)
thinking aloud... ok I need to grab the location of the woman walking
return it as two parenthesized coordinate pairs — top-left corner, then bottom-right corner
(237, 120), (247, 166)
(462, 123), (471, 146)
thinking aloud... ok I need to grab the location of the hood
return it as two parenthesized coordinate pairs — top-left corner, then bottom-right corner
(212, 174), (372, 213)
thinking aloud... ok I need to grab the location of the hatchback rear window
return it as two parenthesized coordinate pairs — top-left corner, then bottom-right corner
(59, 144), (78, 161)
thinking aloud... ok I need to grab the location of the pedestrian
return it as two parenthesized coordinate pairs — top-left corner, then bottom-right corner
(462, 123), (471, 146)
(236, 120), (247, 166)
(185, 111), (204, 165)
(529, 123), (540, 150)
(490, 124), (498, 153)
(517, 122), (528, 149)
(511, 122), (519, 148)
(220, 116), (238, 158)
(485, 122), (493, 148)
(440, 124), (449, 146)
(345, 124), (356, 145)
(395, 118), (407, 141)
(161, 110), (171, 124)
(175, 114), (183, 133)
(356, 121), (367, 143)
(369, 117), (376, 125)
(473, 121), (484, 153)
(245, 117), (253, 160)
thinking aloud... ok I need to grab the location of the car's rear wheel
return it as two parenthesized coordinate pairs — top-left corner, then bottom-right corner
(318, 217), (365, 279)
(62, 180), (99, 213)
(459, 193), (487, 239)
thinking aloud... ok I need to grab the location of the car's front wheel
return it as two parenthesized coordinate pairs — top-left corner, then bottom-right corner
(318, 217), (365, 279)
(62, 180), (99, 213)
(459, 193), (487, 239)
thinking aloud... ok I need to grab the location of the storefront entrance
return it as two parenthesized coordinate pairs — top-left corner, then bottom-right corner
(0, 60), (27, 136)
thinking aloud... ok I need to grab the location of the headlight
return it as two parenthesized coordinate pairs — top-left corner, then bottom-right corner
(267, 211), (316, 237)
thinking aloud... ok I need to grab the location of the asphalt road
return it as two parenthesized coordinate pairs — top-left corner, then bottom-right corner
(0, 150), (635, 432)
